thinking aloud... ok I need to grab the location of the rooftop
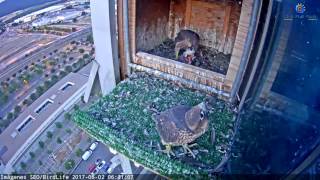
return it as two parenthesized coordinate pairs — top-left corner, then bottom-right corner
(0, 72), (88, 165)
(73, 73), (235, 178)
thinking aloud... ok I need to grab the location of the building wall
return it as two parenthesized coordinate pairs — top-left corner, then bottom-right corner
(90, 0), (117, 95)
(168, 0), (241, 54)
(135, 0), (171, 51)
(224, 0), (254, 93)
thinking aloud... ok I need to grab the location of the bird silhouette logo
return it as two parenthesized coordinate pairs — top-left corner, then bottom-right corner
(295, 3), (306, 14)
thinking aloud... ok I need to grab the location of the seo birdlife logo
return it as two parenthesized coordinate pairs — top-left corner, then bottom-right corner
(295, 3), (306, 14)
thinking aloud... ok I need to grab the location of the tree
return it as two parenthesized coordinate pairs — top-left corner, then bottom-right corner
(0, 93), (8, 105)
(66, 128), (72, 134)
(36, 86), (44, 96)
(38, 141), (45, 149)
(79, 58), (85, 67)
(72, 62), (78, 69)
(22, 99), (30, 106)
(59, 71), (67, 78)
(14, 105), (21, 114)
(79, 48), (85, 54)
(57, 137), (62, 144)
(75, 148), (83, 157)
(83, 54), (90, 59)
(46, 131), (53, 139)
(34, 67), (43, 75)
(50, 68), (56, 74)
(0, 118), (10, 128)
(30, 93), (37, 101)
(6, 112), (13, 120)
(49, 61), (56, 66)
(38, 160), (43, 166)
(64, 113), (71, 120)
(29, 152), (35, 159)
(65, 65), (72, 73)
(74, 104), (79, 111)
(20, 162), (27, 170)
(55, 122), (63, 128)
(86, 34), (93, 44)
(44, 80), (51, 90)
(51, 75), (58, 83)
(8, 81), (19, 93)
(64, 159), (75, 170)
(90, 48), (95, 55)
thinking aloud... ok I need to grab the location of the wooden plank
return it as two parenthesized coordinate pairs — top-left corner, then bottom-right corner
(117, 0), (126, 79)
(223, 6), (232, 39)
(192, 0), (224, 10)
(185, 0), (192, 27)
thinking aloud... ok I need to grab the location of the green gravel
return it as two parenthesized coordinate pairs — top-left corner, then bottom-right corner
(73, 73), (235, 178)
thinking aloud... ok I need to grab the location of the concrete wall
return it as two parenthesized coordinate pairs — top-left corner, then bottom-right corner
(89, 0), (117, 96)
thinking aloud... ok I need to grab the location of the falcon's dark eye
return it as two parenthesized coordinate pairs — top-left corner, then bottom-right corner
(200, 111), (205, 120)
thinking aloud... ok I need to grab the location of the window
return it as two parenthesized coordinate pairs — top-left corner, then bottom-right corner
(16, 116), (34, 133)
(35, 99), (53, 114)
(59, 82), (74, 91)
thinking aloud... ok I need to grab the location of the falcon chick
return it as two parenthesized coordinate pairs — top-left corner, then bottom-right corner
(153, 97), (214, 158)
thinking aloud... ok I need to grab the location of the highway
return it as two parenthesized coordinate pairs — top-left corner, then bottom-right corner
(0, 27), (92, 82)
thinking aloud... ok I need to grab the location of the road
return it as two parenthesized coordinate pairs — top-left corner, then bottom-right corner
(73, 143), (143, 175)
(0, 27), (92, 82)
(0, 76), (44, 118)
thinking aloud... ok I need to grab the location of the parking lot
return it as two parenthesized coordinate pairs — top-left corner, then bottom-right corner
(73, 142), (143, 175)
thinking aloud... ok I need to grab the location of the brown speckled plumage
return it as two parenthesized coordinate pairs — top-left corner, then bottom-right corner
(153, 102), (209, 146)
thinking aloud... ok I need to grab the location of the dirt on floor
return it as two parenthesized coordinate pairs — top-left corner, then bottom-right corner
(146, 39), (231, 75)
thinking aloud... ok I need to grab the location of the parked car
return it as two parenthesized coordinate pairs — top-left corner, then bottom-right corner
(90, 142), (98, 151)
(88, 164), (96, 173)
(97, 160), (106, 170)
(95, 158), (102, 165)
(91, 167), (99, 175)
(82, 150), (93, 160)
(107, 166), (115, 174)
(104, 162), (111, 172)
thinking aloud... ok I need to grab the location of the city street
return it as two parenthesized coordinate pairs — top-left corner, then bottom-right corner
(73, 143), (143, 175)
(0, 27), (91, 82)
(0, 76), (44, 118)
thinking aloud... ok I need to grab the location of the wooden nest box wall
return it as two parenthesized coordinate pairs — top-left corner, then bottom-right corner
(128, 0), (254, 98)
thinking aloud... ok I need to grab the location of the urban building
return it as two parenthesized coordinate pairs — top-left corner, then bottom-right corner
(0, 70), (89, 173)
(14, 5), (66, 23)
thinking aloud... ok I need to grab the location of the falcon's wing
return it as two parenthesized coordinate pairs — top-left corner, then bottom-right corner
(153, 113), (179, 144)
(153, 105), (191, 144)
(168, 105), (191, 130)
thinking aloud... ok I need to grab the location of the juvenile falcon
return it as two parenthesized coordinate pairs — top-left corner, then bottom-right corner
(153, 97), (214, 158)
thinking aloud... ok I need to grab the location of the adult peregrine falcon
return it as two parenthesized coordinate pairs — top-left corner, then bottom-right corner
(174, 29), (200, 64)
